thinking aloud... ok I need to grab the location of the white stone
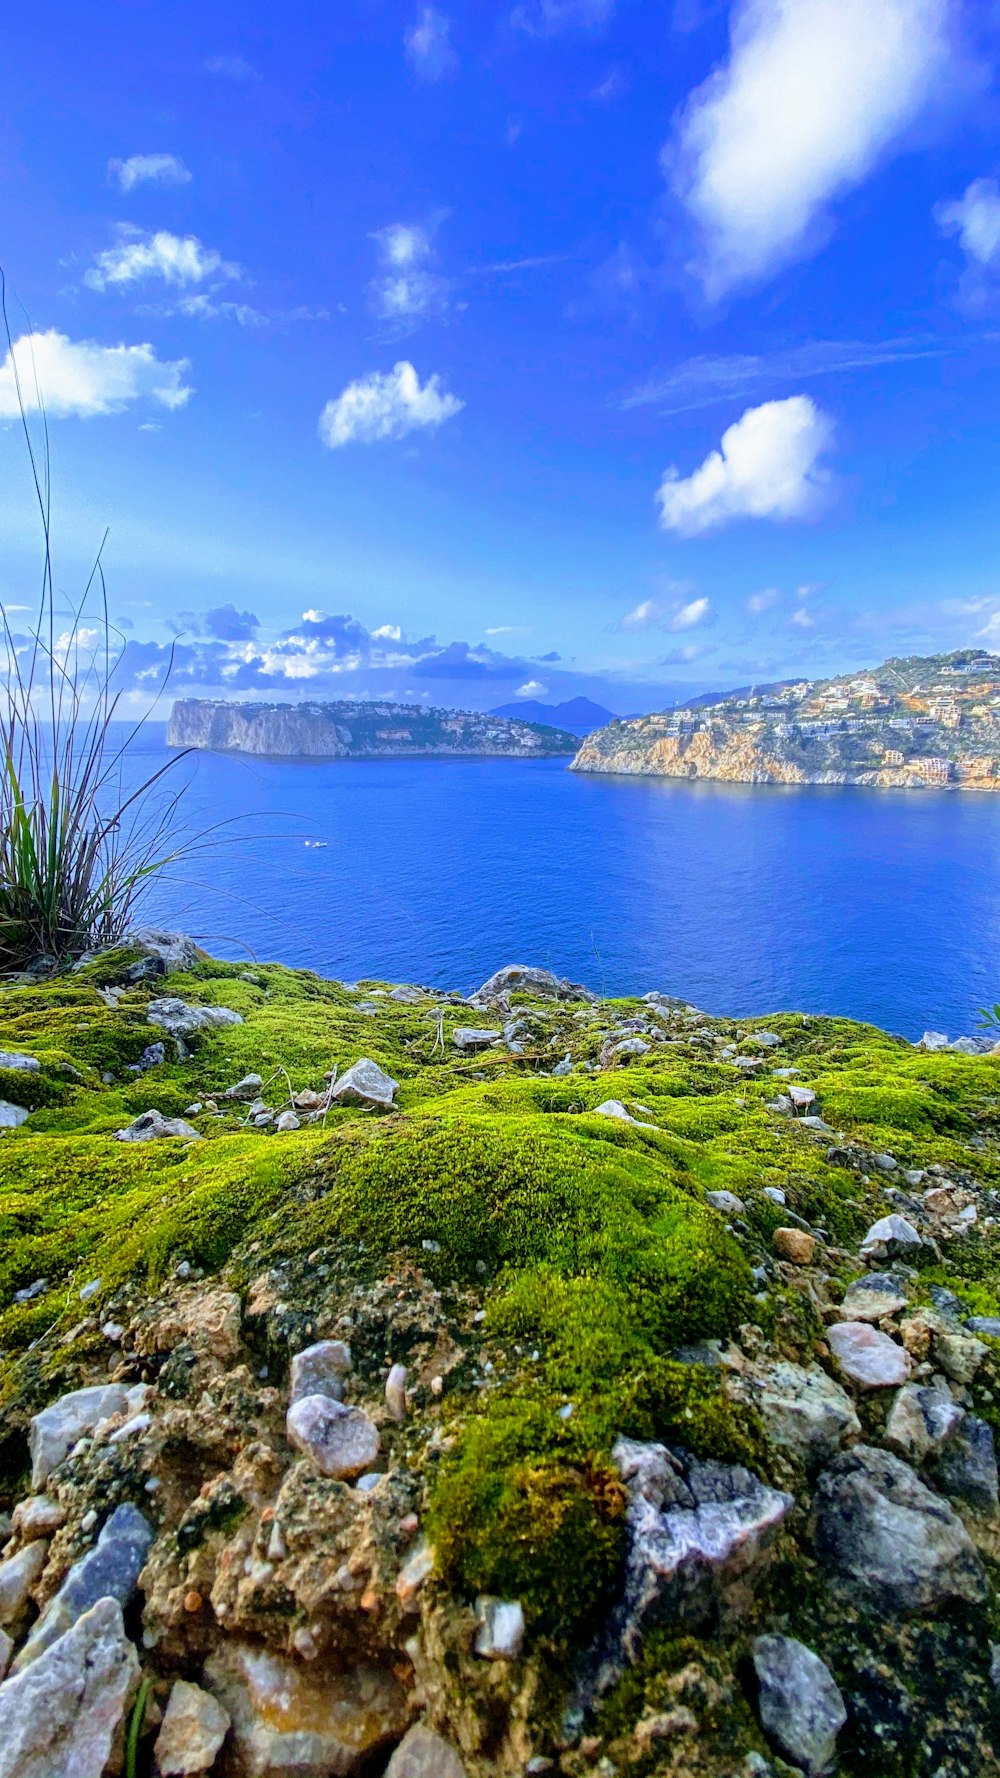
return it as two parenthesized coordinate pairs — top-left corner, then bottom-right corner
(289, 1340), (352, 1404)
(452, 1027), (501, 1051)
(705, 1190), (746, 1217)
(29, 1383), (129, 1486)
(146, 997), (243, 1039)
(752, 1634), (846, 1776)
(0, 1596), (139, 1778)
(385, 1723), (466, 1778)
(827, 1322), (911, 1389)
(385, 1363), (408, 1422)
(328, 1058), (399, 1109)
(274, 1110), (300, 1132)
(286, 1395), (380, 1479)
(11, 1495), (65, 1541)
(0, 1052), (39, 1071)
(474, 1596), (525, 1659)
(860, 1214), (922, 1260)
(0, 1102), (29, 1128)
(154, 1678), (231, 1775)
(0, 1539), (46, 1627)
(115, 1108), (201, 1142)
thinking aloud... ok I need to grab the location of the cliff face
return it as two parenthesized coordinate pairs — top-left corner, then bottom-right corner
(573, 649), (1000, 790)
(167, 699), (577, 759)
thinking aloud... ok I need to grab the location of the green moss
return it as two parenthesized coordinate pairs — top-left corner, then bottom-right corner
(428, 1396), (626, 1639)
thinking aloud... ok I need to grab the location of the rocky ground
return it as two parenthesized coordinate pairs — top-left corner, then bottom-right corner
(1, 935), (1000, 1776)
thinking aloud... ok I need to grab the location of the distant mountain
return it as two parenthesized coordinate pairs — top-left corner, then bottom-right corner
(489, 696), (618, 737)
(572, 650), (1000, 791)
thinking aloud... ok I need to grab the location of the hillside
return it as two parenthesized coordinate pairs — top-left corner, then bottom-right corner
(1, 935), (999, 1776)
(168, 699), (577, 759)
(490, 696), (618, 736)
(573, 650), (1000, 790)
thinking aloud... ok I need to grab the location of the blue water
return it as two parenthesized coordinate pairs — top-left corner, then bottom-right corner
(122, 726), (1000, 1037)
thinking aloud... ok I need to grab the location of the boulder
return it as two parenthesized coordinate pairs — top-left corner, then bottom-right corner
(967, 1316), (1000, 1339)
(13, 1501), (153, 1670)
(328, 1059), (399, 1109)
(29, 1382), (129, 1487)
(204, 1642), (408, 1777)
(0, 1051), (39, 1071)
(605, 1439), (793, 1667)
(385, 1724), (466, 1778)
(116, 1108), (202, 1142)
(286, 1395), (380, 1479)
(452, 1028), (501, 1051)
(752, 1633), (846, 1777)
(0, 1596), (139, 1778)
(145, 997), (243, 1040)
(154, 1678), (231, 1775)
(827, 1321), (911, 1389)
(290, 1340), (352, 1404)
(754, 1361), (860, 1464)
(470, 964), (598, 1006)
(813, 1444), (987, 1613)
(0, 1102), (29, 1128)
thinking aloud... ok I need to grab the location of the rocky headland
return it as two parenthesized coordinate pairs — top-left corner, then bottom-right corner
(1, 937), (1000, 1775)
(168, 700), (577, 759)
(573, 650), (1000, 790)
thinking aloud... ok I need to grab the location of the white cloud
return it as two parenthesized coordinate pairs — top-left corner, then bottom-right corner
(374, 223), (431, 267)
(618, 591), (711, 632)
(747, 586), (779, 614)
(656, 395), (833, 535)
(372, 623), (402, 640)
(671, 596), (710, 630)
(108, 153), (192, 192)
(790, 606), (815, 628)
(85, 228), (241, 291)
(0, 329), (193, 418)
(369, 221), (451, 327)
(205, 54), (260, 81)
(670, 0), (955, 295)
(318, 360), (463, 447)
(516, 679), (547, 696)
(511, 0), (616, 32)
(937, 177), (1000, 264)
(405, 8), (458, 81)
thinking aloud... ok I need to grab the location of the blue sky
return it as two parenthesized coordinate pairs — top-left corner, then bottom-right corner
(3, 0), (1000, 715)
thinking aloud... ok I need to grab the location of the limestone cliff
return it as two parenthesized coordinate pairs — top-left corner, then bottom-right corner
(167, 698), (576, 759)
(573, 649), (1000, 790)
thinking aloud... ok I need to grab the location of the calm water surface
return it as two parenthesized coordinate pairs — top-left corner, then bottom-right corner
(125, 727), (1000, 1037)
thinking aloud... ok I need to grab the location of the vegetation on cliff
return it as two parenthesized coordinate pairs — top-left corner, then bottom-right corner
(168, 697), (578, 759)
(1, 944), (1000, 1773)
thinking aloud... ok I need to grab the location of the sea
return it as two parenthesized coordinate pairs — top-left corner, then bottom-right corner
(122, 724), (1000, 1040)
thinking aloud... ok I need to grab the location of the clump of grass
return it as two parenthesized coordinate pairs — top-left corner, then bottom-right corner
(0, 275), (193, 970)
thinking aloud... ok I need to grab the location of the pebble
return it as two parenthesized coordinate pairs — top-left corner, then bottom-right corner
(827, 1322), (912, 1389)
(752, 1634), (846, 1776)
(385, 1364), (408, 1422)
(154, 1679), (231, 1776)
(290, 1340), (352, 1404)
(474, 1596), (525, 1659)
(773, 1228), (816, 1264)
(706, 1190), (746, 1216)
(274, 1110), (300, 1132)
(286, 1395), (381, 1479)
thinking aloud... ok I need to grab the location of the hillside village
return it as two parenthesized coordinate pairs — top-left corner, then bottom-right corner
(573, 653), (1000, 789)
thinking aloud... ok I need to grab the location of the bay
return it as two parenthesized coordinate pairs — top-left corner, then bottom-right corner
(125, 724), (1000, 1037)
